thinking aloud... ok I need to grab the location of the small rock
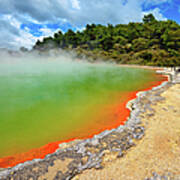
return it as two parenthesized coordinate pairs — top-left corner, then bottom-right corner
(117, 150), (123, 158)
(90, 138), (99, 146)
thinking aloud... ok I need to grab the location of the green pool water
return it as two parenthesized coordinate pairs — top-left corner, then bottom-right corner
(0, 60), (163, 158)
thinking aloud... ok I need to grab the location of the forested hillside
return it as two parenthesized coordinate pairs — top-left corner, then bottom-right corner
(33, 14), (180, 66)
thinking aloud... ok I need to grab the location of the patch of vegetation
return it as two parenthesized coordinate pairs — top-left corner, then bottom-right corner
(32, 14), (180, 67)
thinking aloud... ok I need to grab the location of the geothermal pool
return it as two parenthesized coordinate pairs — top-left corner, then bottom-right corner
(0, 60), (166, 167)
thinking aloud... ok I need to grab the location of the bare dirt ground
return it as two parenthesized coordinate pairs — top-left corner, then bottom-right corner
(73, 84), (180, 180)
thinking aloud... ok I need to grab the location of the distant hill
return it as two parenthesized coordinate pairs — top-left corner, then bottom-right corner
(33, 14), (180, 67)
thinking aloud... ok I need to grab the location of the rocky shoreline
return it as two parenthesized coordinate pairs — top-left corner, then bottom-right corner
(0, 68), (178, 180)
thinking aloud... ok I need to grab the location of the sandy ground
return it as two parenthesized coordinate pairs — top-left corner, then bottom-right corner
(73, 84), (180, 180)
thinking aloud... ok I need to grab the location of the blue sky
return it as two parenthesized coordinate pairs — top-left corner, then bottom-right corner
(142, 0), (180, 23)
(161, 0), (180, 23)
(20, 22), (76, 37)
(0, 0), (179, 49)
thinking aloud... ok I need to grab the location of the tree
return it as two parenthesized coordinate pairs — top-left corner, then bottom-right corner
(100, 35), (114, 51)
(54, 30), (63, 39)
(32, 14), (180, 67)
(132, 38), (149, 52)
(64, 30), (78, 47)
(143, 14), (156, 24)
(36, 40), (41, 46)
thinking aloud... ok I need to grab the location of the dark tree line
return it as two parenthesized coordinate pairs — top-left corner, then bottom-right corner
(33, 14), (180, 67)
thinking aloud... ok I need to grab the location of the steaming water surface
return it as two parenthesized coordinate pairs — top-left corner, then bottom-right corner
(0, 59), (164, 159)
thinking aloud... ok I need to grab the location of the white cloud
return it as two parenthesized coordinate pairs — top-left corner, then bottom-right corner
(0, 0), (170, 26)
(12, 31), (37, 50)
(143, 0), (171, 7)
(0, 15), (63, 50)
(39, 28), (57, 39)
(0, 0), (144, 25)
(142, 8), (167, 21)
(67, 0), (144, 25)
(3, 15), (21, 28)
(71, 0), (80, 10)
(0, 0), (169, 49)
(0, 19), (36, 50)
